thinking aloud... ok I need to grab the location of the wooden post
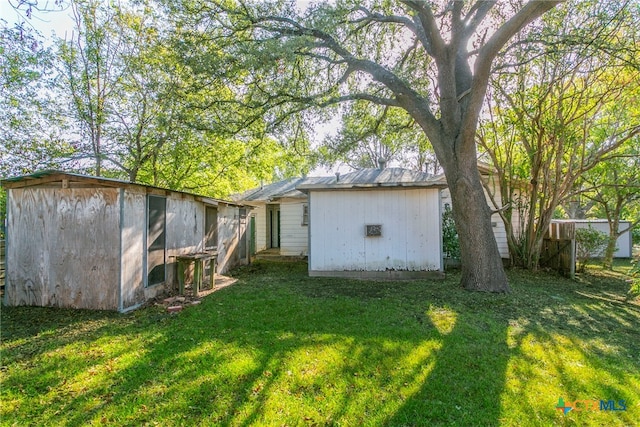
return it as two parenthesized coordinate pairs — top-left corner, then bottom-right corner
(208, 258), (215, 289)
(177, 260), (186, 295)
(193, 260), (202, 295)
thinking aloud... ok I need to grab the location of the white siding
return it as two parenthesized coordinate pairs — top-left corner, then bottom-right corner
(309, 188), (441, 272)
(252, 204), (267, 252)
(441, 184), (517, 259)
(280, 200), (308, 256)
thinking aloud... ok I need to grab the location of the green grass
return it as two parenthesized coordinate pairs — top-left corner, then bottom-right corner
(1, 260), (639, 426)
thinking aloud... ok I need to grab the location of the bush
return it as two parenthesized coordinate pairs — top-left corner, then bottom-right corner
(575, 225), (608, 273)
(442, 203), (460, 260)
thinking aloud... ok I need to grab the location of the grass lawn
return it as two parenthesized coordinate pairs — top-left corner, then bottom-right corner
(1, 260), (639, 426)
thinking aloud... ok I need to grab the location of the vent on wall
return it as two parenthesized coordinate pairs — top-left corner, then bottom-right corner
(366, 224), (382, 237)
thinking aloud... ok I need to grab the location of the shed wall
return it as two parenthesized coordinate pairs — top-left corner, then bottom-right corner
(217, 204), (247, 273)
(309, 188), (441, 272)
(572, 220), (632, 258)
(6, 187), (120, 310)
(120, 190), (145, 310)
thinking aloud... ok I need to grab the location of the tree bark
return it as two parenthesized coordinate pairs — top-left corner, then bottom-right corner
(439, 136), (510, 292)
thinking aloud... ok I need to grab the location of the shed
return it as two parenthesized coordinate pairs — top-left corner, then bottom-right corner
(1, 171), (250, 311)
(552, 219), (633, 258)
(297, 168), (447, 279)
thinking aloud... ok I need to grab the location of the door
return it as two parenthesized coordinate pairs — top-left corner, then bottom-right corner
(267, 204), (280, 249)
(250, 215), (256, 255)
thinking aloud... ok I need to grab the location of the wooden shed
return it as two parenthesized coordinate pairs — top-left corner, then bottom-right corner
(297, 167), (447, 279)
(1, 171), (249, 312)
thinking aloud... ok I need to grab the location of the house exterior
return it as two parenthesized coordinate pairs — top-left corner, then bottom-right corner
(239, 164), (522, 264)
(233, 177), (328, 257)
(1, 170), (249, 312)
(297, 168), (447, 278)
(440, 175), (522, 259)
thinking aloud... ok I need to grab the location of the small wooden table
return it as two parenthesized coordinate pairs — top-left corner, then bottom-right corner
(175, 252), (217, 295)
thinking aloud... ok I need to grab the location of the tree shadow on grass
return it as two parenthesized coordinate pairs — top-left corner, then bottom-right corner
(383, 309), (510, 426)
(3, 261), (639, 426)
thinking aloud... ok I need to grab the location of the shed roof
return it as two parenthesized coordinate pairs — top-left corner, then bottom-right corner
(297, 167), (446, 191)
(0, 170), (244, 207)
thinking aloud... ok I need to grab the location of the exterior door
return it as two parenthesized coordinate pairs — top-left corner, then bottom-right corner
(250, 215), (256, 255)
(267, 204), (280, 249)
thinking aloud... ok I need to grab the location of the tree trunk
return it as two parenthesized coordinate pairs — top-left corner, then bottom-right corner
(442, 152), (510, 293)
(603, 217), (620, 270)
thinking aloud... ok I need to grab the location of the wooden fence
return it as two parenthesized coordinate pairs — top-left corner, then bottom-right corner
(540, 222), (575, 278)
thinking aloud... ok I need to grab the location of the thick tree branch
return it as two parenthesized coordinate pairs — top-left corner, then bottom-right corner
(463, 1), (564, 139)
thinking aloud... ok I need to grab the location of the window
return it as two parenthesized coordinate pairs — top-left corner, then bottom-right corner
(302, 204), (309, 226)
(205, 206), (218, 250)
(147, 195), (166, 286)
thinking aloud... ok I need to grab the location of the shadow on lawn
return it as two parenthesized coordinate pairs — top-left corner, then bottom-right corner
(383, 312), (510, 426)
(2, 261), (639, 426)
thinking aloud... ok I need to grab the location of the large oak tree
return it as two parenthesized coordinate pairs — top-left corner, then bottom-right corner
(178, 0), (563, 291)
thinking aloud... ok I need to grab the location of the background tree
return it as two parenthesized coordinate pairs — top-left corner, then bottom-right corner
(3, 0), (310, 198)
(320, 102), (440, 172)
(580, 140), (640, 269)
(0, 23), (77, 176)
(58, 0), (126, 176)
(478, 0), (640, 269)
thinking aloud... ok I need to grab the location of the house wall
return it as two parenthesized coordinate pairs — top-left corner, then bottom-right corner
(440, 182), (521, 259)
(251, 204), (268, 253)
(5, 187), (120, 310)
(280, 199), (308, 256)
(308, 188), (442, 275)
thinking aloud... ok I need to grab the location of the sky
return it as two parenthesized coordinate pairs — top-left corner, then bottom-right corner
(2, 0), (75, 40)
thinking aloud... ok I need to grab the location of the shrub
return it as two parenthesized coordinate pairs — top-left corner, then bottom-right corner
(442, 203), (460, 260)
(575, 225), (608, 273)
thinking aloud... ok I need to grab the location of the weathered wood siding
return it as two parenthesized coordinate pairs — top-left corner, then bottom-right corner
(309, 188), (442, 272)
(120, 190), (145, 310)
(165, 196), (205, 284)
(217, 204), (244, 273)
(5, 188), (120, 310)
(280, 200), (308, 256)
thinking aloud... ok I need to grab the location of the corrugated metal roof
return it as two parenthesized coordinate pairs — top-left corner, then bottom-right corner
(234, 176), (334, 201)
(297, 167), (446, 191)
(0, 169), (244, 207)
